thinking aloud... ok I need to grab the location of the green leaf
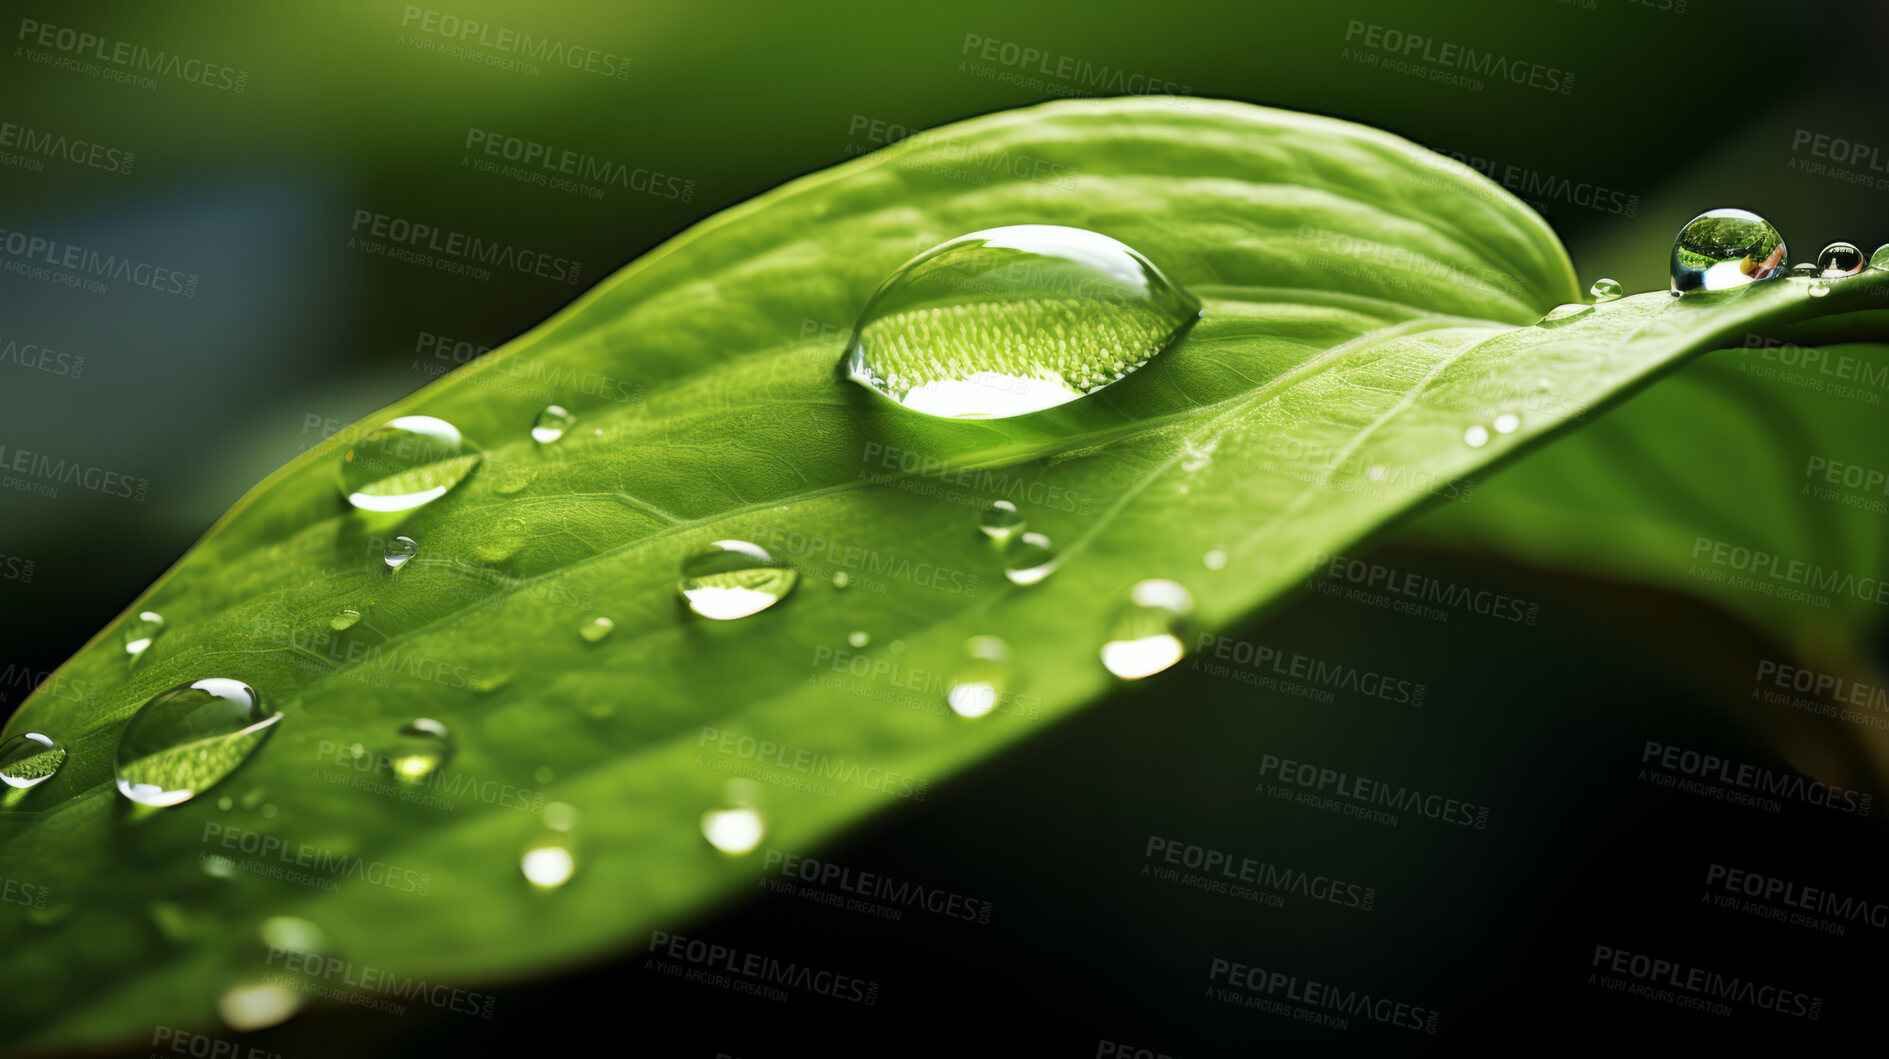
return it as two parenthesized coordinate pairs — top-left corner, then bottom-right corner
(4, 97), (1884, 1049)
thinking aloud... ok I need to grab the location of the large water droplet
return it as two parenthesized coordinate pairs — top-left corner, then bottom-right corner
(946, 636), (1010, 719)
(337, 416), (482, 513)
(390, 719), (452, 782)
(1818, 241), (1865, 278)
(384, 535), (418, 570)
(1588, 278), (1623, 302)
(0, 732), (67, 789)
(1669, 208), (1786, 294)
(531, 405), (575, 444)
(678, 541), (798, 620)
(842, 225), (1201, 419)
(1100, 580), (1194, 680)
(123, 610), (166, 662)
(1003, 532), (1058, 586)
(978, 500), (1026, 543)
(114, 679), (282, 807)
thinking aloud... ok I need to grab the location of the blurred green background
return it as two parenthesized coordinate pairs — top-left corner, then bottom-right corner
(4, 1), (1886, 1053)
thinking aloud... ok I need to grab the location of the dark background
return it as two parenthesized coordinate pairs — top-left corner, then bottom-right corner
(3, 1), (1885, 1053)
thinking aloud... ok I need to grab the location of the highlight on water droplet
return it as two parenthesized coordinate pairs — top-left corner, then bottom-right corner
(531, 405), (575, 444)
(123, 610), (166, 662)
(579, 615), (615, 643)
(1002, 532), (1058, 586)
(847, 630), (870, 648)
(521, 841), (576, 889)
(978, 500), (1026, 542)
(1808, 282), (1832, 298)
(1464, 425), (1491, 448)
(946, 636), (1010, 719)
(831, 571), (851, 590)
(0, 732), (67, 790)
(1669, 208), (1786, 294)
(1099, 580), (1195, 680)
(701, 779), (766, 855)
(842, 225), (1202, 419)
(1588, 278), (1623, 302)
(329, 607), (363, 631)
(384, 535), (418, 570)
(219, 916), (328, 1031)
(337, 415), (483, 513)
(678, 540), (798, 620)
(1203, 549), (1228, 571)
(1493, 412), (1521, 434)
(390, 718), (452, 782)
(1818, 241), (1865, 278)
(113, 678), (282, 808)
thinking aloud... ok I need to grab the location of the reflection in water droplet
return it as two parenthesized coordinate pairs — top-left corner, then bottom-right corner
(330, 608), (363, 631)
(390, 718), (452, 782)
(1100, 580), (1195, 680)
(978, 500), (1025, 542)
(1818, 241), (1865, 278)
(1789, 262), (1820, 278)
(1493, 413), (1521, 434)
(848, 630), (870, 648)
(114, 679), (281, 807)
(579, 615), (615, 643)
(946, 636), (1010, 719)
(1588, 278), (1623, 302)
(1872, 244), (1889, 270)
(123, 610), (166, 662)
(1002, 532), (1057, 586)
(1536, 303), (1593, 327)
(1669, 208), (1786, 294)
(843, 225), (1201, 419)
(337, 416), (482, 513)
(678, 540), (798, 620)
(1464, 426), (1491, 448)
(1203, 549), (1228, 571)
(532, 405), (576, 444)
(384, 535), (418, 570)
(0, 732), (66, 789)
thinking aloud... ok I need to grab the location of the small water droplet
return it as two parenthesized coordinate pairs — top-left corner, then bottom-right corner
(473, 517), (526, 562)
(1588, 278), (1623, 302)
(843, 225), (1201, 419)
(1202, 549), (1228, 571)
(218, 982), (301, 1032)
(1100, 580), (1194, 680)
(329, 608), (362, 631)
(1003, 532), (1057, 586)
(114, 679), (281, 808)
(0, 732), (66, 789)
(531, 405), (576, 444)
(1818, 241), (1865, 277)
(946, 636), (1010, 719)
(521, 840), (576, 889)
(1808, 282), (1832, 298)
(1464, 426), (1491, 448)
(470, 670), (512, 694)
(578, 615), (615, 643)
(216, 795), (233, 810)
(336, 416), (482, 513)
(123, 610), (166, 662)
(543, 801), (577, 831)
(390, 719), (452, 782)
(847, 630), (870, 648)
(492, 468), (530, 496)
(384, 535), (418, 570)
(1492, 412), (1521, 434)
(978, 500), (1026, 542)
(1789, 262), (1820, 278)
(532, 766), (555, 785)
(701, 806), (765, 854)
(1669, 208), (1786, 294)
(678, 541), (798, 620)
(830, 571), (851, 590)
(1536, 303), (1593, 327)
